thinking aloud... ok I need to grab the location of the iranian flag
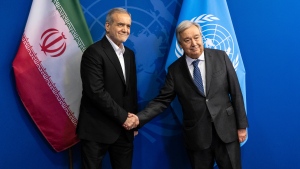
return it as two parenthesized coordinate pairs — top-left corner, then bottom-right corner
(12, 0), (93, 152)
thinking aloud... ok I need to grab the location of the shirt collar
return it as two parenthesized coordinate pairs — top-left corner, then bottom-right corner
(185, 52), (205, 66)
(106, 35), (125, 54)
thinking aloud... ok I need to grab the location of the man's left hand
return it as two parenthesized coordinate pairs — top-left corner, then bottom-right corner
(238, 129), (247, 143)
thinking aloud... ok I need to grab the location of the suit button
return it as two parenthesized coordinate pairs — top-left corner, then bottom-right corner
(206, 99), (209, 102)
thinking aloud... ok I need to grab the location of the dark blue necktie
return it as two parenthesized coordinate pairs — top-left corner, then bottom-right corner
(192, 60), (205, 95)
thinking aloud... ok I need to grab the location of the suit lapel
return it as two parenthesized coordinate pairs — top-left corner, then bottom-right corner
(124, 49), (131, 88)
(102, 37), (126, 85)
(204, 49), (213, 95)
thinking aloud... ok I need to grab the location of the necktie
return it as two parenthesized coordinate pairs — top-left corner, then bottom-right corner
(192, 60), (205, 95)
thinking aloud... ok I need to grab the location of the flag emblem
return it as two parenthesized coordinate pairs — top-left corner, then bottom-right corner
(40, 28), (67, 57)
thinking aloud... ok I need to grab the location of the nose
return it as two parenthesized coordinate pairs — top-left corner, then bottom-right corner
(191, 39), (196, 46)
(122, 25), (129, 32)
(121, 26), (126, 32)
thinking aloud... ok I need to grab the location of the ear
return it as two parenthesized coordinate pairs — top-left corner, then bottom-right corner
(105, 22), (110, 32)
(178, 42), (182, 48)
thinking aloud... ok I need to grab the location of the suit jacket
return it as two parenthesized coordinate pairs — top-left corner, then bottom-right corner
(76, 36), (138, 144)
(137, 48), (248, 151)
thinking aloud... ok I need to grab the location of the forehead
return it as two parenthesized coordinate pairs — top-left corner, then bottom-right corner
(112, 12), (131, 23)
(180, 25), (201, 38)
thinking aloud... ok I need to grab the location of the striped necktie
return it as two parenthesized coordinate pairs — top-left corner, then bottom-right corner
(192, 59), (205, 96)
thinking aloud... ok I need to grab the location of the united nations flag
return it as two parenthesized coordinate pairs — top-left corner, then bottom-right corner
(166, 0), (248, 145)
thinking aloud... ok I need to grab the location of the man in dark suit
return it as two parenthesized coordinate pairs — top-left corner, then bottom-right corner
(76, 8), (139, 169)
(124, 20), (248, 169)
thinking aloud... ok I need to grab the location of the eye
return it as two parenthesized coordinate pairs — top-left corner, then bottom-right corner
(117, 23), (124, 27)
(194, 36), (199, 40)
(184, 39), (190, 43)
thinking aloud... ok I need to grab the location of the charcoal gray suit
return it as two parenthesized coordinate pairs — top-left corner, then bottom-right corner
(137, 48), (248, 169)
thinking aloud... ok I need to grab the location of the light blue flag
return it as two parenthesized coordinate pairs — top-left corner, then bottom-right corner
(165, 0), (247, 145)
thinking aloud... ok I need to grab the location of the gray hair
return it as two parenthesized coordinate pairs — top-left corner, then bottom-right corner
(176, 20), (202, 44)
(106, 8), (131, 24)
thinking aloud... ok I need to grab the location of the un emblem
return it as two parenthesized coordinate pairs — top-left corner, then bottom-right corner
(175, 14), (239, 70)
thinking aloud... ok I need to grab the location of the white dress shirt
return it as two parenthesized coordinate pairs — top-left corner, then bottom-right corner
(106, 35), (126, 82)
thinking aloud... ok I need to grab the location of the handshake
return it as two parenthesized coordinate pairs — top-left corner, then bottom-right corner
(123, 113), (139, 130)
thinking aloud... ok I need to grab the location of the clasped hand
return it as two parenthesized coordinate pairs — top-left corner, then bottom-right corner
(123, 113), (139, 130)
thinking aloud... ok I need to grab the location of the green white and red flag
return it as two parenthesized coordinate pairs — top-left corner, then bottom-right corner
(12, 0), (93, 152)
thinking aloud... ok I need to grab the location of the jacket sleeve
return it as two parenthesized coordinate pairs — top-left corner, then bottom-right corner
(137, 68), (176, 127)
(224, 51), (248, 129)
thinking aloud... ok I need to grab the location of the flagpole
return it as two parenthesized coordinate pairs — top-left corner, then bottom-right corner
(68, 148), (73, 169)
